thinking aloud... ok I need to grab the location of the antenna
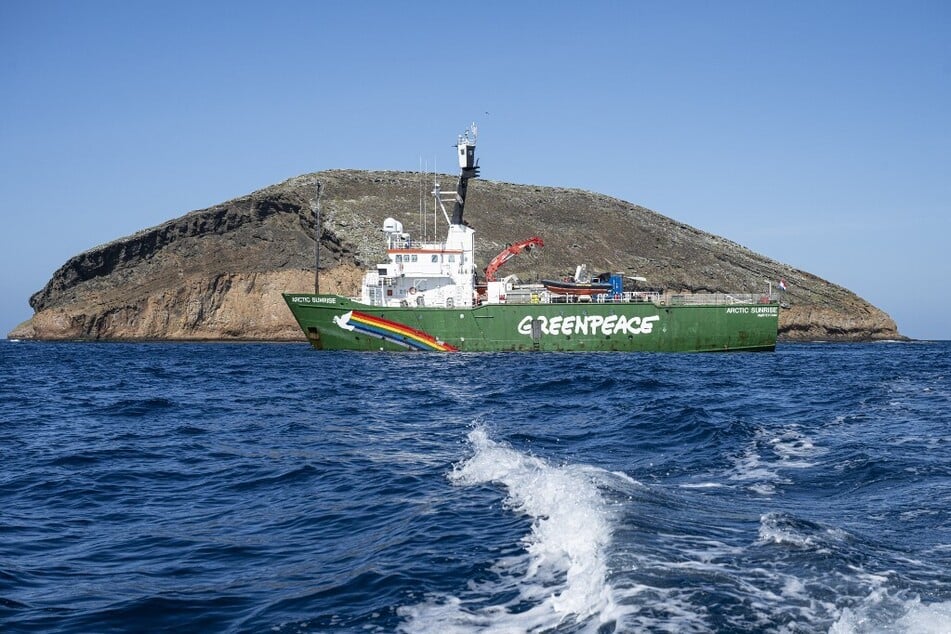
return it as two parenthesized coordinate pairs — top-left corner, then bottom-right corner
(419, 154), (426, 240)
(424, 159), (429, 241)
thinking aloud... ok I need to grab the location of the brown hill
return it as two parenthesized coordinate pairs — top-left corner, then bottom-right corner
(9, 170), (901, 342)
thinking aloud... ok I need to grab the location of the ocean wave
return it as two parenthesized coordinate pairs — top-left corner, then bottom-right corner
(757, 512), (852, 552)
(399, 426), (627, 633)
(97, 397), (177, 417)
(724, 424), (824, 495)
(830, 592), (951, 634)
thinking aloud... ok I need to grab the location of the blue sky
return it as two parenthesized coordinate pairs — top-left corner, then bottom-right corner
(2, 1), (948, 339)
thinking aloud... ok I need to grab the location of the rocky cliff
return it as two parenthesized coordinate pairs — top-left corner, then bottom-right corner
(9, 170), (901, 341)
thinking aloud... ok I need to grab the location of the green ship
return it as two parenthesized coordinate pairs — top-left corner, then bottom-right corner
(284, 125), (779, 352)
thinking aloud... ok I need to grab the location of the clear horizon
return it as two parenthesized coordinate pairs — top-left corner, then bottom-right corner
(2, 1), (948, 339)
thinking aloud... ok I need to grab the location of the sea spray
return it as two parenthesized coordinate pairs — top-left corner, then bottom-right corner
(829, 593), (951, 634)
(399, 426), (626, 632)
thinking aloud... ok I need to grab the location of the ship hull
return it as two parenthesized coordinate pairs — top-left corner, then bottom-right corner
(283, 294), (779, 352)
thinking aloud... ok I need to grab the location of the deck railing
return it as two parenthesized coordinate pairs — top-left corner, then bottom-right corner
(665, 293), (774, 306)
(359, 284), (777, 307)
(534, 291), (775, 306)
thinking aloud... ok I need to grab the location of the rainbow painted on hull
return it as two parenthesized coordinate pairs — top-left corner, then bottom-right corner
(333, 310), (459, 352)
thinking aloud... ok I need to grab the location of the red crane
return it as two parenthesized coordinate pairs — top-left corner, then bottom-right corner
(484, 237), (545, 281)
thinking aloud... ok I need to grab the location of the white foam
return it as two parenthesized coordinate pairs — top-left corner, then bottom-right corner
(829, 593), (951, 634)
(728, 448), (782, 495)
(757, 513), (815, 548)
(770, 430), (822, 466)
(678, 482), (726, 489)
(756, 512), (850, 554)
(610, 528), (832, 631)
(726, 426), (822, 495)
(896, 600), (951, 633)
(399, 426), (627, 633)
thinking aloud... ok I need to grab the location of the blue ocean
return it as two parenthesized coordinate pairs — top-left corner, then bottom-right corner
(1, 340), (949, 633)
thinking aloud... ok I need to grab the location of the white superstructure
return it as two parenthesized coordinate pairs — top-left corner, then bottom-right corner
(359, 217), (476, 308)
(360, 124), (480, 308)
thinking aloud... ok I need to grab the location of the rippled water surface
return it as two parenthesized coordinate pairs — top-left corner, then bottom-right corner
(1, 340), (949, 633)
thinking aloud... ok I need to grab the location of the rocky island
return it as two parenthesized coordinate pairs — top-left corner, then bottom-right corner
(9, 170), (901, 342)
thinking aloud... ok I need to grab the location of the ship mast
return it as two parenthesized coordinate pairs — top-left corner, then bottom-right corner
(450, 123), (479, 226)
